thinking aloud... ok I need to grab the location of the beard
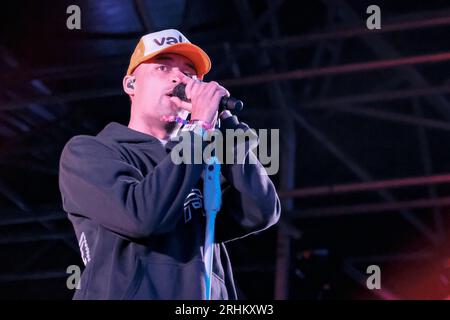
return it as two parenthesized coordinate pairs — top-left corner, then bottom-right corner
(163, 120), (178, 133)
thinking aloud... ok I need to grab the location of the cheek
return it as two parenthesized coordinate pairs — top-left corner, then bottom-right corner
(136, 84), (157, 102)
(139, 90), (152, 103)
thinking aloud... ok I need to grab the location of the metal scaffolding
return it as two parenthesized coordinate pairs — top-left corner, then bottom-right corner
(0, 0), (449, 299)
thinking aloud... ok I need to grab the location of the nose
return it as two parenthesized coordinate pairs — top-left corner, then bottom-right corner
(171, 67), (181, 83)
(171, 77), (180, 84)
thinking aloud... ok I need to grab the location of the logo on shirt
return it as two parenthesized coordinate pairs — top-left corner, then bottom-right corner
(79, 232), (91, 266)
(183, 188), (203, 223)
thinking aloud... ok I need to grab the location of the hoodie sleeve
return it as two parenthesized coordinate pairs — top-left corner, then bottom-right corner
(59, 133), (204, 239)
(215, 116), (281, 243)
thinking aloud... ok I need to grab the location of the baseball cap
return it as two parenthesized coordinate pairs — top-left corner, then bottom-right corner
(126, 29), (211, 78)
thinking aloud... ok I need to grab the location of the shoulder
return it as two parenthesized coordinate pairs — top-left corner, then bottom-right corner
(61, 134), (118, 162)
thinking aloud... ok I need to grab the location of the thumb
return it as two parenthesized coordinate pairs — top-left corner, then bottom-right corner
(170, 96), (192, 112)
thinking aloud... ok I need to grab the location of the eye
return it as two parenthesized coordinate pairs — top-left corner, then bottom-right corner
(183, 72), (195, 78)
(157, 65), (168, 72)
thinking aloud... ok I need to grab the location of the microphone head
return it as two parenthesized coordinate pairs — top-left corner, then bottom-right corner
(234, 100), (244, 113)
(172, 83), (190, 102)
(173, 82), (244, 114)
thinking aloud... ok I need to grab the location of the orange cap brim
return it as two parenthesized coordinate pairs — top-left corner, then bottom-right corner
(126, 42), (211, 78)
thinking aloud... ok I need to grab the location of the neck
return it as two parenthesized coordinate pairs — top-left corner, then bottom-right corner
(128, 114), (181, 140)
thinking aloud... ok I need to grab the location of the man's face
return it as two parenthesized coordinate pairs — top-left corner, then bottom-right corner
(131, 53), (197, 123)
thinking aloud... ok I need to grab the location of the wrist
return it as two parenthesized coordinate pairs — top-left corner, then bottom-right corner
(189, 119), (214, 130)
(181, 123), (207, 137)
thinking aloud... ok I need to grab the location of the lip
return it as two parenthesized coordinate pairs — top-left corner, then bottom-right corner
(164, 90), (175, 98)
(165, 87), (177, 95)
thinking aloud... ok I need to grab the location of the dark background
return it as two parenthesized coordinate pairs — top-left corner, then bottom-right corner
(0, 0), (449, 299)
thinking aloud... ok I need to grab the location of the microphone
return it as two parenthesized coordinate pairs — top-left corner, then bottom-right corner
(172, 83), (244, 113)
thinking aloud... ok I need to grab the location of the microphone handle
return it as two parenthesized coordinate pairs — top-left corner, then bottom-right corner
(220, 96), (244, 113)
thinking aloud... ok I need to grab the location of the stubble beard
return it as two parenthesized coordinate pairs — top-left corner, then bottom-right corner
(163, 120), (178, 134)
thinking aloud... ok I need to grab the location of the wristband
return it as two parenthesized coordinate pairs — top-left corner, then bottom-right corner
(181, 123), (206, 137)
(161, 115), (189, 125)
(189, 119), (214, 130)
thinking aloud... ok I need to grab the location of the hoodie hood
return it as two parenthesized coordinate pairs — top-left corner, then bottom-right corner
(96, 122), (179, 151)
(97, 122), (159, 144)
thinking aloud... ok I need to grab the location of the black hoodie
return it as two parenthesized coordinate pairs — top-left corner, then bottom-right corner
(58, 116), (280, 300)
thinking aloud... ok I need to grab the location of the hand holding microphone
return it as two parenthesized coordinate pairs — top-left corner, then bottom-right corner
(173, 83), (244, 114)
(169, 70), (243, 125)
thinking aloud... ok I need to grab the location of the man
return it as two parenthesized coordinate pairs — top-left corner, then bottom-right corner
(59, 29), (280, 300)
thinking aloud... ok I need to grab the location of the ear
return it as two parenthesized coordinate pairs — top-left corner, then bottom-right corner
(123, 75), (136, 97)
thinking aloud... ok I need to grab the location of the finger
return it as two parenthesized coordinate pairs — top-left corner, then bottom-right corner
(185, 77), (198, 100)
(202, 81), (220, 99)
(208, 81), (229, 98)
(218, 85), (230, 97)
(172, 69), (192, 84)
(221, 90), (230, 98)
(203, 81), (227, 101)
(210, 89), (225, 108)
(190, 79), (203, 100)
(202, 81), (229, 99)
(172, 69), (196, 100)
(209, 87), (228, 101)
(170, 96), (192, 111)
